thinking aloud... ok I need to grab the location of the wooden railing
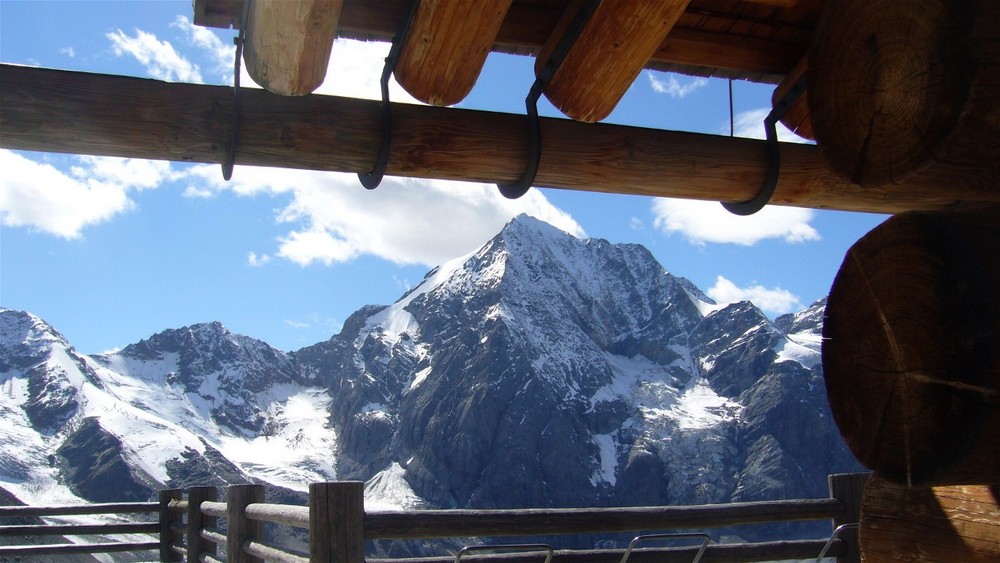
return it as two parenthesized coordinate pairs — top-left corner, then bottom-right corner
(0, 473), (868, 562)
(0, 498), (160, 558)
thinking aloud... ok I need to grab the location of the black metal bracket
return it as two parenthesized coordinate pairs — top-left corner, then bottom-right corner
(221, 0), (251, 181)
(497, 0), (599, 199)
(358, 0), (421, 190)
(722, 73), (808, 216)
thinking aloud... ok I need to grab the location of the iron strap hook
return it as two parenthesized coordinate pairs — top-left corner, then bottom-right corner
(221, 0), (251, 181)
(721, 73), (807, 216)
(497, 0), (600, 199)
(358, 0), (421, 190)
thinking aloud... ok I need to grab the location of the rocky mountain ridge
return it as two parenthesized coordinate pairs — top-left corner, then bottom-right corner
(0, 215), (861, 547)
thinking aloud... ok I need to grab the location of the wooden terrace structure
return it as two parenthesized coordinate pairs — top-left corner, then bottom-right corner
(1, 1), (998, 561)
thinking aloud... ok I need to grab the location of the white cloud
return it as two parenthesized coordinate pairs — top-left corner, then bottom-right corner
(183, 164), (583, 267)
(60, 46), (76, 58)
(171, 15), (235, 84)
(651, 198), (820, 246)
(646, 72), (709, 98)
(0, 151), (172, 238)
(248, 252), (272, 267)
(107, 28), (203, 82)
(707, 276), (802, 316)
(174, 38), (581, 268)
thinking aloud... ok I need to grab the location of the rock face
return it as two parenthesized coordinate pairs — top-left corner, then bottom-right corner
(0, 215), (861, 547)
(296, 216), (862, 533)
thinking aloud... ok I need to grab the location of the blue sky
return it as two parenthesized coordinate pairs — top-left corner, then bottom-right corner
(0, 1), (888, 354)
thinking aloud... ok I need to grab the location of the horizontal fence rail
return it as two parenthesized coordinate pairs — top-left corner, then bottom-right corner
(0, 473), (869, 562)
(363, 497), (845, 539)
(0, 500), (161, 558)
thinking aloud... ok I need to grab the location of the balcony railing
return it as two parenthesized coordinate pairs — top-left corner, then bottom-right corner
(0, 472), (868, 562)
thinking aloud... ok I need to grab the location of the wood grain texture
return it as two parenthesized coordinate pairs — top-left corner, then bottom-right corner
(823, 205), (1000, 486)
(4, 65), (1000, 213)
(186, 487), (218, 561)
(809, 0), (1000, 187)
(860, 475), (1000, 561)
(394, 0), (513, 106)
(539, 0), (692, 122)
(310, 482), (365, 563)
(227, 485), (265, 563)
(244, 0), (342, 95)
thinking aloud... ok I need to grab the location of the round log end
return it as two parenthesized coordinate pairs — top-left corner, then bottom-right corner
(808, 0), (990, 186)
(822, 205), (1000, 485)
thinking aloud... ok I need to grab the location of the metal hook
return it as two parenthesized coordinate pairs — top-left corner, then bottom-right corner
(358, 0), (421, 190)
(619, 533), (712, 563)
(815, 522), (859, 561)
(722, 73), (807, 216)
(454, 544), (554, 563)
(222, 0), (251, 181)
(497, 0), (600, 199)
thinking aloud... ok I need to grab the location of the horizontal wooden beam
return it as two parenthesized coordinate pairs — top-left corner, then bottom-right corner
(3, 65), (998, 214)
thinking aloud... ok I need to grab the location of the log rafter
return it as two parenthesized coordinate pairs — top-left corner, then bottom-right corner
(4, 64), (998, 215)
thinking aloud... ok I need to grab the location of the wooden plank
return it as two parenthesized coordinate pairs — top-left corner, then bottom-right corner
(4, 65), (1000, 214)
(243, 0), (343, 95)
(860, 475), (1000, 562)
(539, 0), (692, 122)
(394, 0), (513, 106)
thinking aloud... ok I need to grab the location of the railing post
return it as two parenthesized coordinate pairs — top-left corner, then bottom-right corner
(187, 486), (217, 561)
(227, 484), (265, 563)
(310, 481), (366, 563)
(828, 473), (869, 563)
(159, 489), (183, 562)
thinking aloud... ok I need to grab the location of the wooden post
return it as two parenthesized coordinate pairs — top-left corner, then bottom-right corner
(158, 489), (183, 562)
(310, 481), (365, 563)
(860, 474), (1000, 561)
(5, 65), (1000, 214)
(808, 0), (1000, 187)
(186, 486), (218, 561)
(823, 205), (1000, 486)
(227, 484), (265, 563)
(828, 473), (868, 563)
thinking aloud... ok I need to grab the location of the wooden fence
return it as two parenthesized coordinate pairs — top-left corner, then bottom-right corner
(0, 473), (868, 562)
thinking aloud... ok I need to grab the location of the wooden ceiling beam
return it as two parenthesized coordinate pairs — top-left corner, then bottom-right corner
(8, 65), (995, 214)
(394, 0), (513, 106)
(243, 0), (343, 96)
(538, 0), (693, 123)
